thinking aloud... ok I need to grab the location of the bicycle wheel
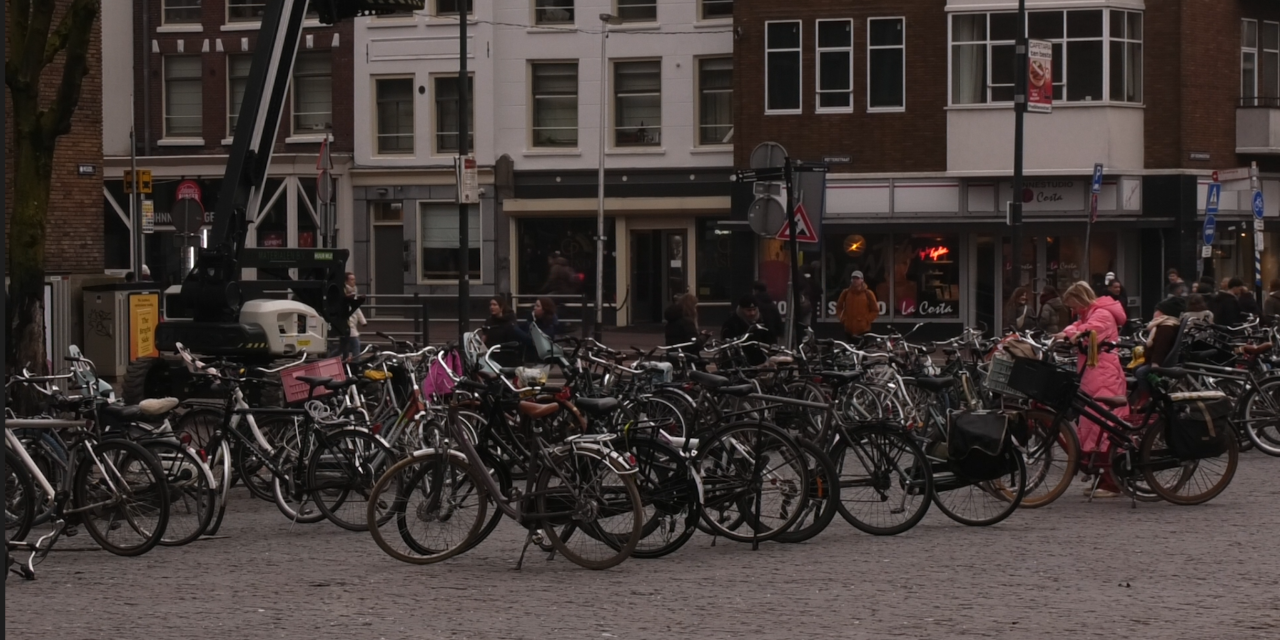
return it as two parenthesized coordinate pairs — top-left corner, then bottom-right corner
(142, 439), (216, 547)
(774, 438), (840, 544)
(174, 408), (223, 451)
(619, 396), (687, 440)
(73, 439), (170, 556)
(537, 448), (644, 570)
(6, 447), (36, 544)
(234, 416), (292, 502)
(14, 430), (68, 527)
(696, 421), (808, 544)
(998, 409), (1079, 508)
(1140, 422), (1238, 506)
(205, 440), (232, 536)
(933, 448), (1026, 526)
(1241, 380), (1280, 457)
(626, 437), (697, 559)
(270, 426), (327, 524)
(308, 429), (393, 531)
(367, 451), (489, 565)
(831, 424), (932, 536)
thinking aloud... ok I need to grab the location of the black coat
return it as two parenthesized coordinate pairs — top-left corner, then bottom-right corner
(1208, 291), (1242, 326)
(663, 304), (700, 355)
(721, 311), (776, 366)
(1237, 291), (1261, 318)
(754, 292), (784, 335)
(482, 312), (527, 368)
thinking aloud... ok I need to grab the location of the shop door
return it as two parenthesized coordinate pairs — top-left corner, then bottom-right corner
(373, 225), (404, 314)
(1001, 234), (1118, 329)
(631, 230), (688, 324)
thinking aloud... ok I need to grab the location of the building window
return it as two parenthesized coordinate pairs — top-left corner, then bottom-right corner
(227, 55), (252, 136)
(952, 10), (1135, 105)
(535, 0), (573, 25)
(532, 62), (579, 148)
(435, 0), (473, 15)
(1243, 20), (1259, 103)
(1109, 11), (1142, 103)
(227, 0), (265, 22)
(816, 19), (853, 111)
(614, 60), (661, 146)
(164, 56), (203, 138)
(434, 75), (475, 154)
(420, 203), (480, 282)
(700, 0), (732, 21)
(868, 17), (905, 110)
(292, 52), (332, 135)
(765, 21), (801, 113)
(163, 0), (201, 25)
(617, 0), (656, 23)
(697, 57), (733, 145)
(375, 78), (415, 154)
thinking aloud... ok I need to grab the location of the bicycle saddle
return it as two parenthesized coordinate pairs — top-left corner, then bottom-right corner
(324, 378), (360, 391)
(297, 375), (333, 387)
(517, 401), (559, 419)
(1240, 342), (1274, 356)
(690, 370), (730, 389)
(912, 376), (954, 393)
(575, 397), (620, 416)
(818, 370), (861, 386)
(101, 404), (145, 421)
(719, 384), (754, 397)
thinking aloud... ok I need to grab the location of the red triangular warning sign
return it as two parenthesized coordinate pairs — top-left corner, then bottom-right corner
(776, 203), (819, 243)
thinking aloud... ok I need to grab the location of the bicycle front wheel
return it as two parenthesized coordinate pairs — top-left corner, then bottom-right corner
(6, 447), (36, 544)
(998, 409), (1078, 508)
(831, 424), (932, 536)
(74, 439), (170, 556)
(537, 448), (644, 570)
(1241, 380), (1280, 457)
(308, 429), (393, 531)
(367, 451), (489, 565)
(932, 448), (1026, 526)
(142, 439), (216, 546)
(696, 421), (809, 544)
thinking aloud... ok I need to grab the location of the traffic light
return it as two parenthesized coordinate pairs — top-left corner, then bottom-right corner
(123, 169), (153, 194)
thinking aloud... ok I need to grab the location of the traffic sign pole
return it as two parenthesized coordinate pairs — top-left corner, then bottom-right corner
(1253, 183), (1265, 300)
(1201, 182), (1221, 279)
(1085, 162), (1103, 275)
(784, 157), (800, 349)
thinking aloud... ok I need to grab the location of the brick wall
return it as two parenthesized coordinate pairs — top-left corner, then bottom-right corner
(733, 0), (949, 173)
(132, 0), (354, 157)
(4, 0), (105, 275)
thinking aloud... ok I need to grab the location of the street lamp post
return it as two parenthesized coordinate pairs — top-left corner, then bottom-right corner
(595, 13), (622, 340)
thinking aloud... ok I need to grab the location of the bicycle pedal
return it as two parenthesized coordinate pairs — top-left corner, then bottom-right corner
(64, 526), (79, 538)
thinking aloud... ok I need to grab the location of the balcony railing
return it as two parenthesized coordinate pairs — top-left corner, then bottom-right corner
(1239, 96), (1280, 108)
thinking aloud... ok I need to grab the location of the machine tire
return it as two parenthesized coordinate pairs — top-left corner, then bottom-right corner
(123, 357), (177, 404)
(245, 358), (290, 408)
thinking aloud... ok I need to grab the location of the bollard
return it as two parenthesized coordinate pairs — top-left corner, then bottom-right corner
(421, 295), (430, 345)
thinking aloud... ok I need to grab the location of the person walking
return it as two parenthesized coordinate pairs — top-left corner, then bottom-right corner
(1204, 277), (1241, 326)
(540, 252), (579, 295)
(663, 293), (702, 356)
(721, 296), (774, 365)
(1003, 287), (1035, 332)
(1053, 281), (1129, 498)
(341, 272), (367, 360)
(1038, 286), (1069, 334)
(1166, 268), (1187, 297)
(836, 271), (879, 341)
(1230, 277), (1261, 318)
(1264, 279), (1280, 321)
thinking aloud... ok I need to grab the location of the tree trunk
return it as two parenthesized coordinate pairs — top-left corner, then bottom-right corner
(7, 111), (53, 384)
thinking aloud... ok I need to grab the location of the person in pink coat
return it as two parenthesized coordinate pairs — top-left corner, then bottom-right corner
(1052, 281), (1129, 497)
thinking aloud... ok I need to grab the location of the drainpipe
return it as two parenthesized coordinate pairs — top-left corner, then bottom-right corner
(142, 0), (152, 154)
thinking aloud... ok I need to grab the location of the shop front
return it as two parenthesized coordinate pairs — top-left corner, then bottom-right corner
(813, 174), (1163, 335)
(1193, 177), (1280, 291)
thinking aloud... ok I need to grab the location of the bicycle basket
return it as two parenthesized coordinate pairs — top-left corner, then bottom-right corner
(1006, 357), (1078, 410)
(984, 353), (1027, 399)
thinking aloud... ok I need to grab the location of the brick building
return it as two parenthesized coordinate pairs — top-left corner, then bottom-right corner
(4, 0), (105, 276)
(102, 0), (356, 290)
(734, 0), (1280, 332)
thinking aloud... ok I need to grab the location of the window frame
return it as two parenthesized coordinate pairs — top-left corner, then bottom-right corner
(695, 56), (733, 146)
(226, 0), (265, 23)
(699, 0), (733, 22)
(612, 59), (663, 148)
(530, 61), (580, 149)
(533, 0), (574, 26)
(1109, 10), (1143, 104)
(815, 19), (854, 114)
(1243, 19), (1259, 104)
(418, 200), (483, 284)
(226, 54), (252, 138)
(162, 0), (202, 25)
(432, 73), (476, 156)
(434, 0), (473, 16)
(374, 75), (416, 156)
(291, 51), (333, 137)
(867, 16), (906, 112)
(163, 55), (204, 140)
(765, 20), (803, 115)
(616, 0), (658, 24)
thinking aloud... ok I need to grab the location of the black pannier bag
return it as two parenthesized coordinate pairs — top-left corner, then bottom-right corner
(947, 411), (1014, 481)
(1167, 392), (1233, 460)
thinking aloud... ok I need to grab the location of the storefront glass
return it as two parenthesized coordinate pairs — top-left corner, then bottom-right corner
(695, 220), (756, 303)
(821, 232), (890, 319)
(891, 233), (960, 319)
(515, 218), (617, 304)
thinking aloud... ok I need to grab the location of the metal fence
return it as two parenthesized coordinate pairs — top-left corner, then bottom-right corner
(357, 291), (597, 346)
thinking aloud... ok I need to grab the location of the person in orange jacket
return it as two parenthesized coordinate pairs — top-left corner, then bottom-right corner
(836, 271), (879, 340)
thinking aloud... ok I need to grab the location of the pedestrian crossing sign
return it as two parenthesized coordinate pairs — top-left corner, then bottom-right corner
(775, 202), (819, 243)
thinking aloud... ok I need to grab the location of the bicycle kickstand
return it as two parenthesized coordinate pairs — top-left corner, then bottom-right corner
(515, 528), (536, 571)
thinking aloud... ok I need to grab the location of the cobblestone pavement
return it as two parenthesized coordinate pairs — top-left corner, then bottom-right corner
(7, 454), (1279, 640)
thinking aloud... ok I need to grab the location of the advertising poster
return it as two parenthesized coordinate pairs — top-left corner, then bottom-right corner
(1027, 39), (1053, 113)
(129, 293), (159, 360)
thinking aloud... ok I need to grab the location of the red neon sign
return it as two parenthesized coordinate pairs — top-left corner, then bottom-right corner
(918, 245), (951, 261)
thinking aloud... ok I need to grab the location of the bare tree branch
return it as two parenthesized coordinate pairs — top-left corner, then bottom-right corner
(7, 0), (32, 55)
(43, 3), (76, 66)
(45, 0), (99, 138)
(18, 0), (55, 84)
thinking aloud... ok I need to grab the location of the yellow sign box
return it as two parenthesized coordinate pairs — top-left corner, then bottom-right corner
(129, 293), (159, 360)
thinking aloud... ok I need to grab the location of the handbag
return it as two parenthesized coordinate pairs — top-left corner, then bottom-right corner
(947, 410), (1015, 481)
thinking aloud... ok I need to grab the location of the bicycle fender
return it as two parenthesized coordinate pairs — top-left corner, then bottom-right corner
(560, 442), (637, 475)
(400, 447), (471, 466)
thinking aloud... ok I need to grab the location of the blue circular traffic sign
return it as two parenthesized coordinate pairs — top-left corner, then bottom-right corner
(1253, 190), (1265, 220)
(1203, 215), (1216, 246)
